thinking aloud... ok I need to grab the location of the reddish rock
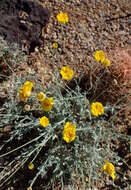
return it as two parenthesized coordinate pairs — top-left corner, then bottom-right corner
(109, 48), (131, 81)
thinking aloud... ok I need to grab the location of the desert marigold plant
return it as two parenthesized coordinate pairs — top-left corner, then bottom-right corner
(52, 42), (58, 49)
(103, 160), (116, 180)
(94, 50), (105, 63)
(24, 81), (34, 88)
(0, 40), (128, 190)
(19, 81), (33, 102)
(60, 66), (74, 80)
(103, 58), (111, 67)
(94, 50), (111, 67)
(37, 92), (46, 102)
(28, 162), (34, 170)
(56, 12), (69, 24)
(63, 122), (76, 143)
(41, 97), (54, 112)
(91, 102), (104, 117)
(40, 116), (49, 128)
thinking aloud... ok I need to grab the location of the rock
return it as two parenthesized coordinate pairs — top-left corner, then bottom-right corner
(0, 0), (50, 54)
(128, 18), (131, 25)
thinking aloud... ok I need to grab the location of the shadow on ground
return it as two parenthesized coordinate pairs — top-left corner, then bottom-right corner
(0, 0), (50, 54)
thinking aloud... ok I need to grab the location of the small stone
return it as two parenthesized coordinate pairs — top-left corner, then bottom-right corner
(127, 39), (131, 45)
(128, 19), (131, 25)
(114, 79), (118, 85)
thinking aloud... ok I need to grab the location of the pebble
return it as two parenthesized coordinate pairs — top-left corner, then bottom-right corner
(128, 19), (131, 25)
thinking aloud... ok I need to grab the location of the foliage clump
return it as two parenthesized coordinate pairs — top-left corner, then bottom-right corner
(0, 36), (26, 79)
(0, 53), (129, 190)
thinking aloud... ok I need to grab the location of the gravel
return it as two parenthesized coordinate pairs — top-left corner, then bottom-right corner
(26, 0), (130, 86)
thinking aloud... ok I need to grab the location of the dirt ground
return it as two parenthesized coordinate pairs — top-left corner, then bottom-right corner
(0, 0), (131, 189)
(30, 0), (131, 87)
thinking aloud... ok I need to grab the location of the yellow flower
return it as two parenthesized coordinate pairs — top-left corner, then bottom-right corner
(103, 58), (111, 67)
(41, 97), (54, 112)
(60, 66), (74, 80)
(52, 42), (58, 49)
(40, 116), (49, 127)
(24, 81), (33, 89)
(103, 160), (116, 180)
(63, 122), (76, 143)
(19, 87), (28, 102)
(37, 92), (46, 102)
(19, 81), (33, 102)
(91, 102), (104, 117)
(28, 162), (34, 170)
(94, 50), (105, 63)
(56, 12), (69, 24)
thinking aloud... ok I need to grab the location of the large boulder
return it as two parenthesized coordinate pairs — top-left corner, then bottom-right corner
(0, 0), (50, 53)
